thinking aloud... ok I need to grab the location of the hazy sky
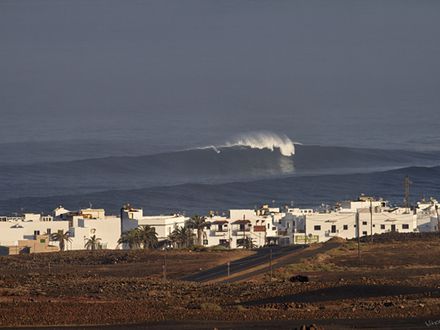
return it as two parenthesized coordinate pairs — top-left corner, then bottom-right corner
(1, 0), (439, 149)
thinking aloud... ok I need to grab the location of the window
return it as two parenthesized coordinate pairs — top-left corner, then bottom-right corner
(219, 239), (229, 247)
(362, 221), (368, 225)
(343, 225), (348, 230)
(402, 224), (409, 229)
(362, 231), (367, 236)
(46, 228), (51, 235)
(380, 224), (385, 230)
(34, 230), (40, 236)
(314, 225), (321, 231)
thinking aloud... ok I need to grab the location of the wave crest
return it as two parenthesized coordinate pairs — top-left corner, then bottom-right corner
(222, 132), (296, 157)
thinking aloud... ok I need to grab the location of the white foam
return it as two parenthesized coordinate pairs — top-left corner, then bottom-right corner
(224, 132), (295, 156)
(196, 132), (297, 156)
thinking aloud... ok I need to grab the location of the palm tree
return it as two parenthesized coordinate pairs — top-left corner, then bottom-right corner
(118, 229), (141, 249)
(237, 237), (255, 249)
(187, 215), (206, 246)
(50, 230), (72, 251)
(168, 228), (180, 248)
(85, 235), (102, 251)
(169, 225), (195, 248)
(137, 225), (158, 249)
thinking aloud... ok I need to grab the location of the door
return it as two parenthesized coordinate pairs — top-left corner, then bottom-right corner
(331, 225), (336, 233)
(391, 224), (396, 232)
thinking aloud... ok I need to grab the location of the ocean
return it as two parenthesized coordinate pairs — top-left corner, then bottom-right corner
(1, 132), (439, 216)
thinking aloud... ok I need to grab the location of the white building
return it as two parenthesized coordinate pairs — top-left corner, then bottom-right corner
(0, 213), (69, 249)
(57, 208), (121, 250)
(121, 206), (188, 241)
(290, 197), (418, 243)
(415, 198), (439, 232)
(203, 205), (284, 248)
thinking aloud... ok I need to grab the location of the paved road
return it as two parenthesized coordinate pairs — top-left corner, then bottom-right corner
(181, 245), (307, 282)
(224, 242), (341, 283)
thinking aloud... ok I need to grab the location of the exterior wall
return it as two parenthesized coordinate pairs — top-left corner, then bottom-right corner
(417, 215), (434, 232)
(305, 212), (358, 242)
(357, 210), (416, 237)
(135, 216), (187, 241)
(121, 208), (188, 241)
(339, 199), (386, 212)
(69, 216), (121, 250)
(0, 219), (69, 246)
(276, 213), (306, 245)
(16, 235), (59, 254)
(302, 209), (417, 243)
(430, 216), (440, 232)
(80, 208), (106, 219)
(204, 210), (284, 248)
(229, 209), (260, 221)
(286, 208), (314, 216)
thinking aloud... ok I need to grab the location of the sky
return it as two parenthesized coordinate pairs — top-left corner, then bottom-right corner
(1, 0), (440, 150)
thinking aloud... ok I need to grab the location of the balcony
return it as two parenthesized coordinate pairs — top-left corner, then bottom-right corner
(210, 230), (229, 237)
(232, 229), (251, 236)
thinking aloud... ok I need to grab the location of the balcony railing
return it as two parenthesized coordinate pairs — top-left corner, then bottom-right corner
(210, 230), (228, 236)
(232, 229), (251, 236)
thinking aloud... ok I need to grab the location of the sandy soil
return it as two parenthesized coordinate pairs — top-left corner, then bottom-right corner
(0, 233), (440, 329)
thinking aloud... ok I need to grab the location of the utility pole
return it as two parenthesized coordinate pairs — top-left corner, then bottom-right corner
(404, 176), (411, 213)
(436, 205), (440, 233)
(269, 248), (273, 282)
(370, 199), (373, 243)
(356, 211), (361, 264)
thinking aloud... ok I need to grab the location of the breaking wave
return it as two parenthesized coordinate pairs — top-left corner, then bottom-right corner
(202, 132), (296, 157)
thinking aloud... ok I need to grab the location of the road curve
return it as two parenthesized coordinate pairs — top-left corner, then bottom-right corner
(181, 245), (308, 282)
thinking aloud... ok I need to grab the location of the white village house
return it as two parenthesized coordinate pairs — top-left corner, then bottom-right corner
(203, 205), (285, 248)
(56, 207), (121, 250)
(0, 213), (69, 254)
(120, 205), (188, 241)
(283, 196), (418, 244)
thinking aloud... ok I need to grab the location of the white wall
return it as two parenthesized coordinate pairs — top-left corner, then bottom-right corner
(302, 210), (417, 243)
(69, 217), (121, 250)
(121, 208), (188, 241)
(0, 220), (69, 246)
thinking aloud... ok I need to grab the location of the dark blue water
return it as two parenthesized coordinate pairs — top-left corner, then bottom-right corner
(1, 134), (439, 215)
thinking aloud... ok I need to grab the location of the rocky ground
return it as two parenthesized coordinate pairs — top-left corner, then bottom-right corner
(1, 234), (440, 329)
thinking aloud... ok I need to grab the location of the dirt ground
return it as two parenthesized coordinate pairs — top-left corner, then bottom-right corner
(1, 234), (440, 329)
